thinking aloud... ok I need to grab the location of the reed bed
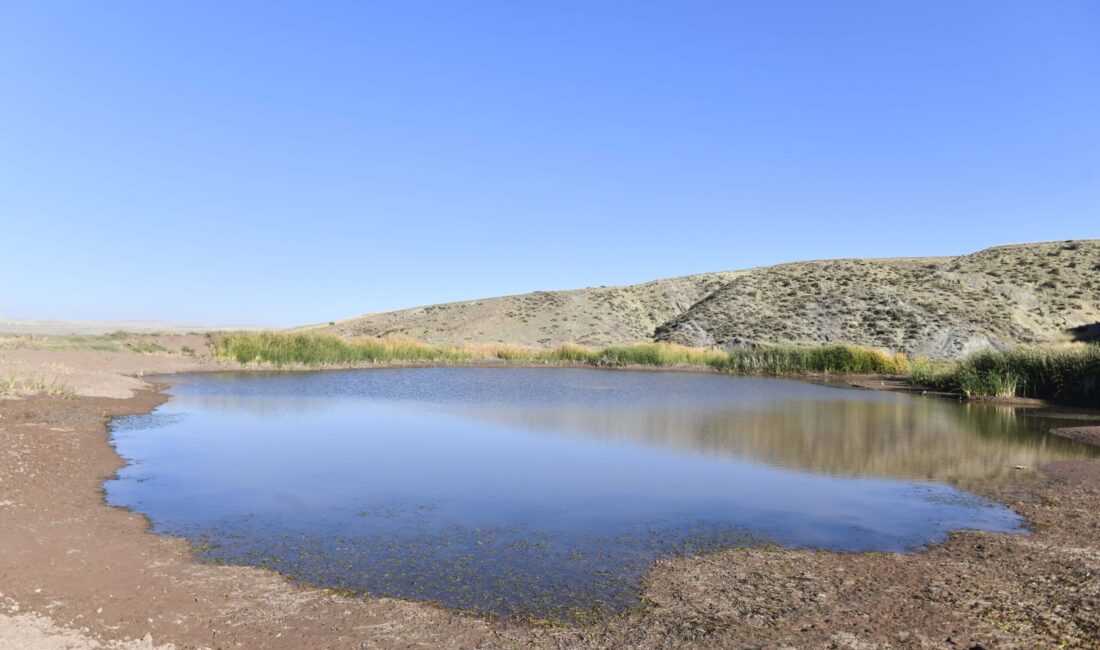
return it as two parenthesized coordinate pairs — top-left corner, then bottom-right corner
(215, 332), (458, 365)
(913, 345), (1100, 406)
(710, 345), (909, 375)
(214, 332), (904, 375)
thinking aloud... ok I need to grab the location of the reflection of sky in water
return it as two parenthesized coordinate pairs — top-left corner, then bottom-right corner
(105, 368), (1097, 618)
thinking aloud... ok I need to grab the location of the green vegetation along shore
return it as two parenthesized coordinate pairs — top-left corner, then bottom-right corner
(910, 346), (1100, 407)
(213, 331), (907, 373)
(214, 331), (1099, 407)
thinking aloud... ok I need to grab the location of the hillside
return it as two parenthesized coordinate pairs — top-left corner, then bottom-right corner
(316, 240), (1100, 359)
(316, 271), (741, 348)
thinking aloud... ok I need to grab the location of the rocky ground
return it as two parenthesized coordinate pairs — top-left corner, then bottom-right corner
(1, 339), (1099, 648)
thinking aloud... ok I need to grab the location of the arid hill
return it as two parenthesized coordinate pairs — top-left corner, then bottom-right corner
(315, 240), (1100, 359)
(315, 272), (741, 348)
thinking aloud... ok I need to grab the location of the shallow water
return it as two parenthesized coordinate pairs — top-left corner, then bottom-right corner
(106, 368), (1097, 618)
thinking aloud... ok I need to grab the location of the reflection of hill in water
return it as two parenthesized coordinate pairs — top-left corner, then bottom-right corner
(448, 399), (1098, 483)
(166, 387), (1098, 484)
(170, 393), (338, 417)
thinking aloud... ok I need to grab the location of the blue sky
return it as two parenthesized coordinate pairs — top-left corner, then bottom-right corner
(2, 1), (1097, 326)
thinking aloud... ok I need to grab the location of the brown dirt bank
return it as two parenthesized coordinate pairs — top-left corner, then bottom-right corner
(2, 348), (1099, 648)
(1052, 426), (1100, 447)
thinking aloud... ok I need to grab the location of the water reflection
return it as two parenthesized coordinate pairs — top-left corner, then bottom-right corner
(445, 399), (1094, 483)
(105, 368), (1097, 618)
(168, 371), (1096, 483)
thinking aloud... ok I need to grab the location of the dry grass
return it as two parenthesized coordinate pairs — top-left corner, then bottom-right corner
(1, 374), (75, 398)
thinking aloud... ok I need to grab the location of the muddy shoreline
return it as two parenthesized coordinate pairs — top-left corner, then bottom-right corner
(1051, 425), (1100, 447)
(2, 351), (1100, 648)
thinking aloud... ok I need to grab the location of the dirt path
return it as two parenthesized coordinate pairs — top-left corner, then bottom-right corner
(2, 343), (1099, 648)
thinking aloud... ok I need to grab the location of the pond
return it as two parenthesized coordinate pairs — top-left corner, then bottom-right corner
(105, 368), (1097, 618)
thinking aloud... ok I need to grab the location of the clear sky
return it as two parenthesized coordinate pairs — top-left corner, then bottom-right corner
(2, 1), (1098, 326)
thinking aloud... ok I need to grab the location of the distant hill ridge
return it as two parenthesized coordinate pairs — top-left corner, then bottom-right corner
(313, 240), (1100, 359)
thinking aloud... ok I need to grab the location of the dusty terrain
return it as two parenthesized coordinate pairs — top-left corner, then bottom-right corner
(311, 271), (741, 349)
(315, 239), (1100, 359)
(0, 320), (256, 336)
(2, 338), (1099, 648)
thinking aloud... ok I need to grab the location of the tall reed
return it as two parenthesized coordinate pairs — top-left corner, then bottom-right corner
(915, 345), (1100, 406)
(214, 332), (906, 375)
(709, 345), (908, 375)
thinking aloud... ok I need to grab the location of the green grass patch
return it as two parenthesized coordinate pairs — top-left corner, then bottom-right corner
(124, 340), (168, 354)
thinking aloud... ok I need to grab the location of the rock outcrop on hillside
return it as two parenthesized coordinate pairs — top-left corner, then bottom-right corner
(656, 240), (1099, 358)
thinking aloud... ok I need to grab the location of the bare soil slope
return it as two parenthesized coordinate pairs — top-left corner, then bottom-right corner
(319, 239), (1100, 359)
(317, 271), (741, 348)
